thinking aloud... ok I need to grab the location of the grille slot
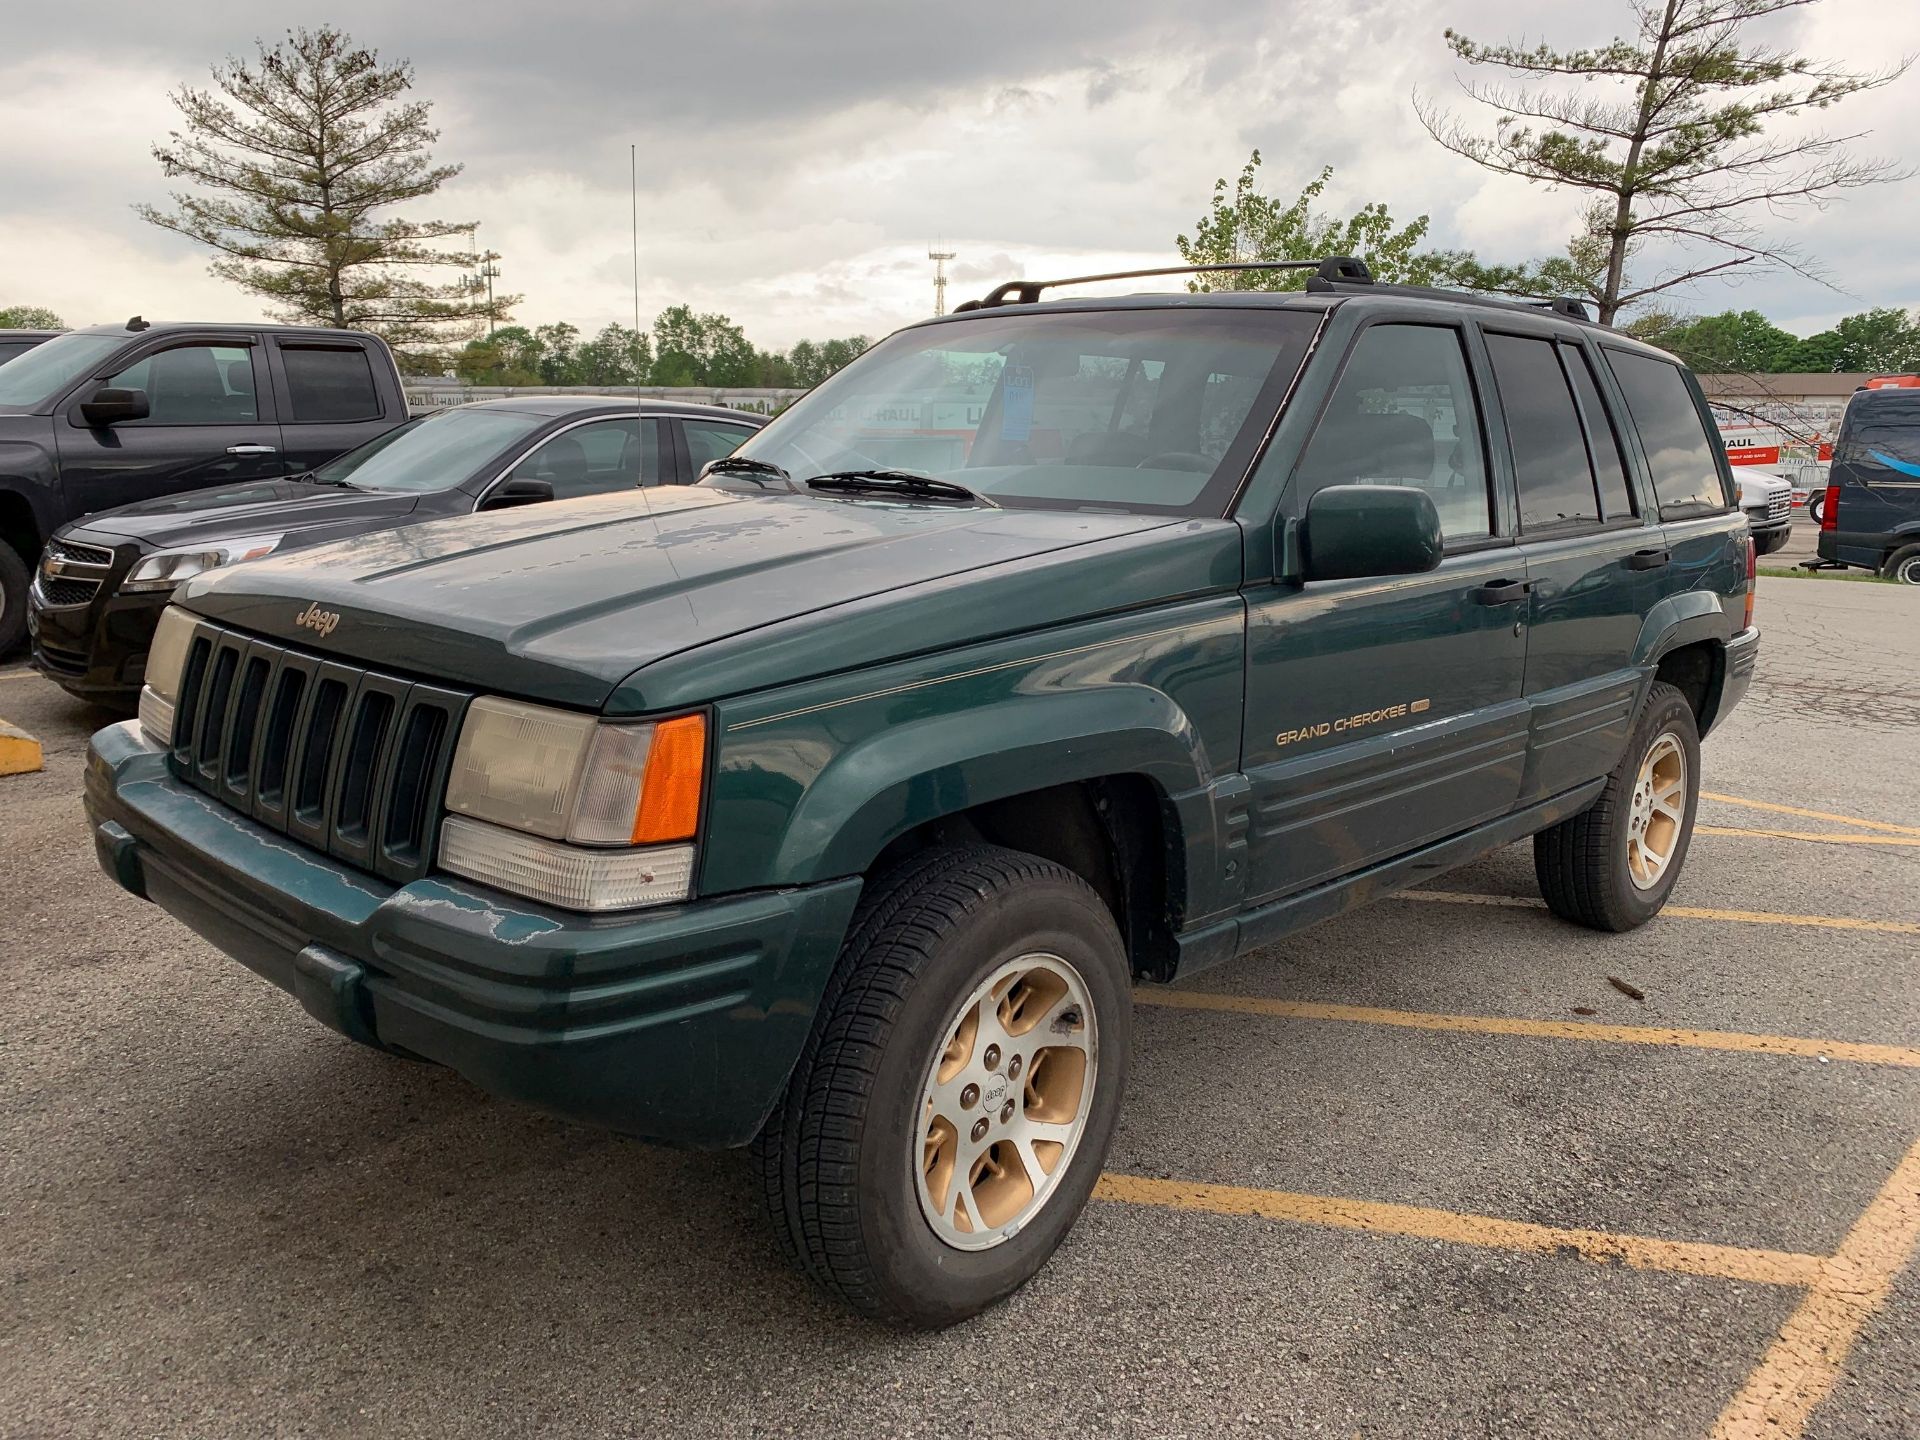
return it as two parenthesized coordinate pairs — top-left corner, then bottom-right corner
(45, 537), (114, 567)
(168, 617), (470, 885)
(35, 575), (101, 607)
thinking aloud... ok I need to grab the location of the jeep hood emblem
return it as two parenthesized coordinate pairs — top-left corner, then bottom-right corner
(294, 601), (341, 639)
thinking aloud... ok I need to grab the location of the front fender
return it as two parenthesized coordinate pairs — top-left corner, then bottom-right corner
(772, 684), (1206, 885)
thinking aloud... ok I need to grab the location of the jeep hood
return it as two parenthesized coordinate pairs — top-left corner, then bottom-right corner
(178, 487), (1222, 710)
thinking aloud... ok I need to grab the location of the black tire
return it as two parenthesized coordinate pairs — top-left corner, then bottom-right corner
(753, 843), (1130, 1328)
(1534, 680), (1701, 932)
(1806, 493), (1826, 527)
(0, 542), (29, 655)
(1882, 543), (1920, 586)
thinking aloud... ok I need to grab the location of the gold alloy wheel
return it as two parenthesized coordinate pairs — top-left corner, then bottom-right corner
(915, 953), (1098, 1251)
(1626, 731), (1688, 891)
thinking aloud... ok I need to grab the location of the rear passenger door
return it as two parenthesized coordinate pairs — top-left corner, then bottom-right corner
(1601, 348), (1743, 610)
(268, 338), (404, 476)
(1241, 319), (1530, 904)
(1480, 329), (1663, 804)
(675, 417), (762, 484)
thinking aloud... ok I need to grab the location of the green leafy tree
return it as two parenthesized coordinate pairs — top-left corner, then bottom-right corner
(533, 322), (580, 384)
(1789, 308), (1920, 373)
(136, 26), (516, 350)
(1417, 0), (1909, 323)
(1632, 308), (1803, 371)
(1176, 152), (1477, 289)
(453, 328), (541, 386)
(0, 305), (64, 328)
(573, 323), (651, 385)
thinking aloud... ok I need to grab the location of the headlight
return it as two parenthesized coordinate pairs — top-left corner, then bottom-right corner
(137, 605), (198, 746)
(440, 697), (707, 910)
(123, 533), (284, 593)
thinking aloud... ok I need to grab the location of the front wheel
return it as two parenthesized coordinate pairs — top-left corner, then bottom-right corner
(1883, 543), (1920, 585)
(755, 844), (1130, 1328)
(1534, 680), (1701, 932)
(0, 543), (29, 655)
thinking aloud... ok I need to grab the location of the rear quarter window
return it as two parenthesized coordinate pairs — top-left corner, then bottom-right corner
(1604, 349), (1731, 519)
(282, 346), (383, 423)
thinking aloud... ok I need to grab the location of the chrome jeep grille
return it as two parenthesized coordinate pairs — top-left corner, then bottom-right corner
(166, 617), (470, 885)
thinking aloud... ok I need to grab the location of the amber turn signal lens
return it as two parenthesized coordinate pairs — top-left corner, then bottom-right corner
(631, 714), (706, 843)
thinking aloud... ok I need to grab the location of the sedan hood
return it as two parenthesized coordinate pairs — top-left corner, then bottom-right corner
(73, 478), (423, 548)
(179, 487), (1194, 709)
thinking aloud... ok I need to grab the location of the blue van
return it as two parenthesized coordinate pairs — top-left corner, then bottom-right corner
(1818, 375), (1920, 583)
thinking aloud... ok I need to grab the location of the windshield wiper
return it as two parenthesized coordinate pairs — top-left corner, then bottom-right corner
(803, 469), (995, 506)
(703, 455), (799, 490)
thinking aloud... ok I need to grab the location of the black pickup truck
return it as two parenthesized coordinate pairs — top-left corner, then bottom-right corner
(0, 319), (406, 651)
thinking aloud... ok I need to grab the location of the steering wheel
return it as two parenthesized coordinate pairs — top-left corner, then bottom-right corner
(1137, 452), (1211, 472)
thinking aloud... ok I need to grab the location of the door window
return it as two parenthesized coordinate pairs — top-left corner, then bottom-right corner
(1295, 324), (1491, 541)
(282, 346), (381, 423)
(508, 418), (660, 499)
(1486, 333), (1601, 531)
(683, 420), (759, 472)
(105, 344), (258, 424)
(1603, 350), (1731, 518)
(1562, 345), (1636, 519)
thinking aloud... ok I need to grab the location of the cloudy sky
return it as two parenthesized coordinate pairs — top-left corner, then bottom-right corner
(2, 0), (1915, 349)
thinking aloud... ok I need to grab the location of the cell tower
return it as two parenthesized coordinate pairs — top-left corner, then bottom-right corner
(929, 245), (957, 316)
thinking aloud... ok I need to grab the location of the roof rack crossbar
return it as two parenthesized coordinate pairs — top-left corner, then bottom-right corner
(956, 256), (1373, 311)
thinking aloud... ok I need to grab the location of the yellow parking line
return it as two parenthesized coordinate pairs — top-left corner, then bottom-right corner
(1701, 791), (1920, 839)
(1698, 824), (1920, 849)
(1133, 990), (1920, 1069)
(1094, 1174), (1823, 1288)
(1401, 889), (1920, 937)
(0, 669), (38, 682)
(1711, 1134), (1920, 1439)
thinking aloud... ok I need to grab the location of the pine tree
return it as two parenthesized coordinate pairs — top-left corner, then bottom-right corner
(136, 26), (514, 350)
(1419, 0), (1908, 323)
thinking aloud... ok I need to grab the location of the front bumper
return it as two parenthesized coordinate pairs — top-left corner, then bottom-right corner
(86, 721), (863, 1148)
(28, 566), (166, 709)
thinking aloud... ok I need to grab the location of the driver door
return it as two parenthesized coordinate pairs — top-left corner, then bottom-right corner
(56, 339), (284, 518)
(1241, 320), (1529, 904)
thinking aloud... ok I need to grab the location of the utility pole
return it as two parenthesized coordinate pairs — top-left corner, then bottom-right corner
(468, 225), (502, 335)
(929, 245), (956, 316)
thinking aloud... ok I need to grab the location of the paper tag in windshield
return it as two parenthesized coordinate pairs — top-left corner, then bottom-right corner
(999, 365), (1034, 443)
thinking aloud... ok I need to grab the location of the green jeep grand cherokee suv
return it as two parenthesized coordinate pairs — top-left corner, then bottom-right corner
(85, 259), (1759, 1328)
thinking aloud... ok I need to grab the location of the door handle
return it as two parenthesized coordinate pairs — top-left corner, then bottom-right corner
(1474, 578), (1533, 606)
(225, 444), (278, 456)
(1626, 548), (1671, 571)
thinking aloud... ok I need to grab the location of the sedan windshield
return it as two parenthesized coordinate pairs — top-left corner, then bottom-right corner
(309, 407), (547, 492)
(0, 332), (128, 410)
(728, 306), (1320, 515)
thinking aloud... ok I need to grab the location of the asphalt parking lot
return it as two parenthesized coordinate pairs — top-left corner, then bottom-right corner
(3, 575), (1916, 1439)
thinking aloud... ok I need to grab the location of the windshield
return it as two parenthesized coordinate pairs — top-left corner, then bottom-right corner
(309, 407), (546, 492)
(728, 306), (1320, 515)
(1836, 391), (1920, 481)
(0, 332), (127, 410)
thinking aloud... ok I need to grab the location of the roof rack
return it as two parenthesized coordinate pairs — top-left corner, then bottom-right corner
(954, 256), (1374, 311)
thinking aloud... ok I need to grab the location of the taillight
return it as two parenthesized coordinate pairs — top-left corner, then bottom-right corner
(1820, 484), (1840, 531)
(1743, 534), (1757, 630)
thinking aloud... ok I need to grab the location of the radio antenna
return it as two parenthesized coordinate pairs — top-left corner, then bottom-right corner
(631, 144), (643, 418)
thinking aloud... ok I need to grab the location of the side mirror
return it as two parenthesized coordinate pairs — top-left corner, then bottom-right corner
(481, 476), (554, 510)
(1300, 484), (1444, 582)
(80, 386), (150, 427)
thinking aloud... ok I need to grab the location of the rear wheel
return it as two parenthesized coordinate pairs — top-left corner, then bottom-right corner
(1534, 681), (1701, 932)
(0, 542), (29, 655)
(754, 843), (1130, 1328)
(1806, 492), (1827, 527)
(1883, 543), (1920, 585)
